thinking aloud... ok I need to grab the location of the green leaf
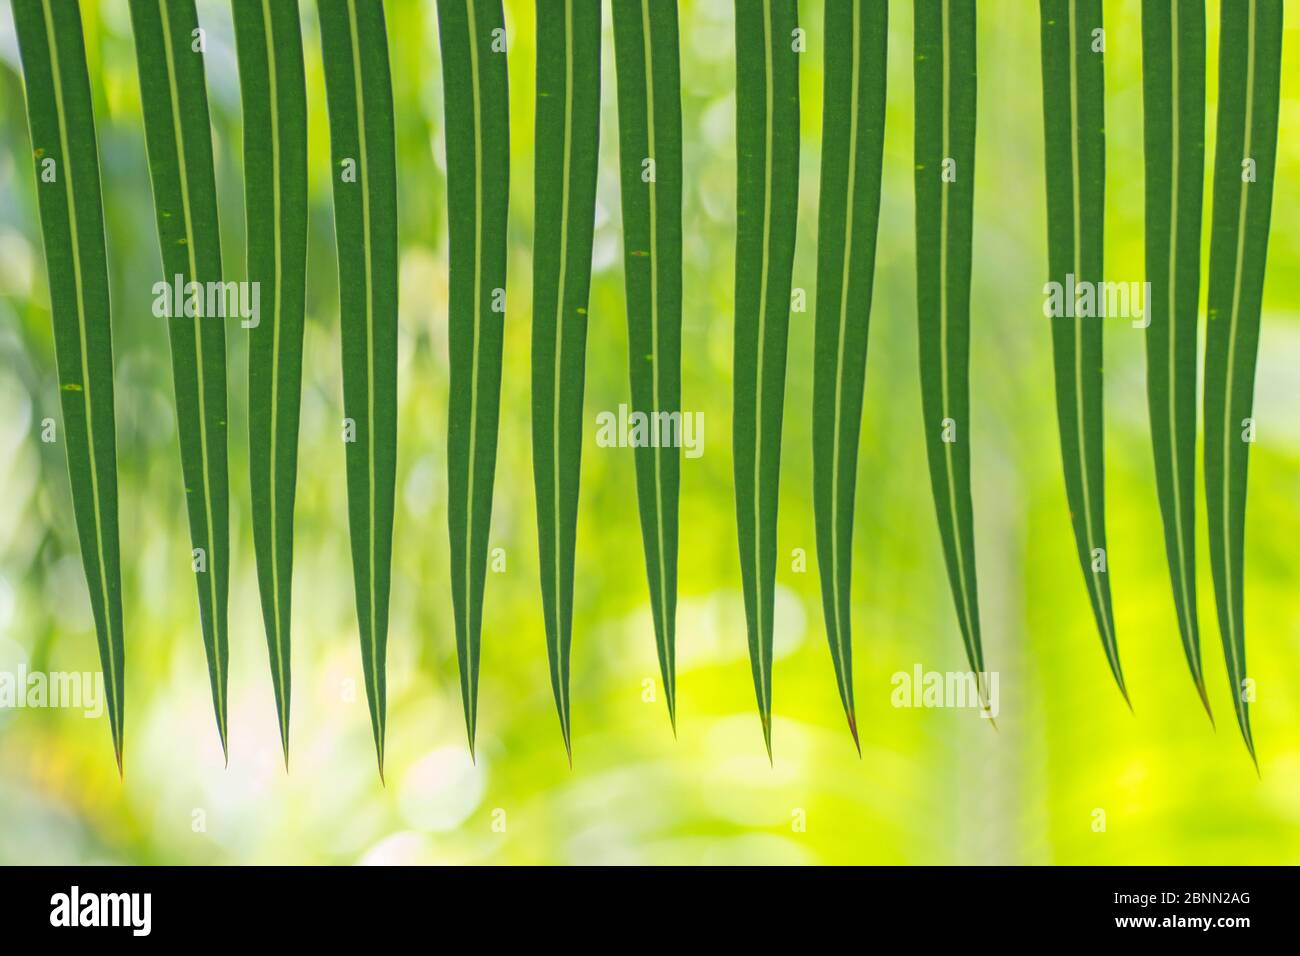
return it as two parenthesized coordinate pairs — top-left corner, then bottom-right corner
(913, 0), (988, 714)
(1203, 0), (1283, 765)
(1140, 0), (1211, 718)
(812, 0), (887, 749)
(1038, 0), (1125, 701)
(129, 0), (231, 758)
(534, 0), (601, 760)
(318, 0), (399, 779)
(733, 0), (800, 757)
(12, 0), (126, 773)
(611, 0), (682, 734)
(437, 0), (509, 759)
(232, 0), (309, 765)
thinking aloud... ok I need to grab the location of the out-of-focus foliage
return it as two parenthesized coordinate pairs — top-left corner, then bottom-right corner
(0, 1), (1298, 865)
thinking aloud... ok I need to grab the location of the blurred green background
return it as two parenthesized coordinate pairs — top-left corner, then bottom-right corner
(1, 0), (1298, 865)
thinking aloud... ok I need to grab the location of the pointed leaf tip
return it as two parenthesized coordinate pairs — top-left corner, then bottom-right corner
(846, 710), (862, 757)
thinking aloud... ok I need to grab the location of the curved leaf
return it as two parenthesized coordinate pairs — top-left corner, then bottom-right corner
(1140, 0), (1211, 717)
(913, 0), (989, 713)
(232, 0), (309, 764)
(318, 0), (399, 779)
(812, 0), (887, 748)
(437, 0), (509, 758)
(129, 0), (231, 757)
(533, 0), (601, 760)
(611, 0), (682, 733)
(1203, 0), (1282, 763)
(12, 0), (126, 772)
(733, 0), (800, 757)
(1038, 0), (1125, 700)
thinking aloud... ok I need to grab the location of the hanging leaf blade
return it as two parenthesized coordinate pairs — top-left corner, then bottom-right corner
(1203, 0), (1283, 762)
(1139, 0), (1211, 717)
(12, 0), (127, 771)
(129, 0), (232, 756)
(437, 0), (509, 758)
(812, 0), (887, 747)
(318, 0), (399, 778)
(733, 0), (800, 756)
(1038, 0), (1125, 699)
(533, 0), (601, 759)
(611, 0), (683, 733)
(232, 0), (310, 763)
(913, 0), (989, 712)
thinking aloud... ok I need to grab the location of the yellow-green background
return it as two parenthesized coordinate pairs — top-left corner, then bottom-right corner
(1, 0), (1297, 865)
